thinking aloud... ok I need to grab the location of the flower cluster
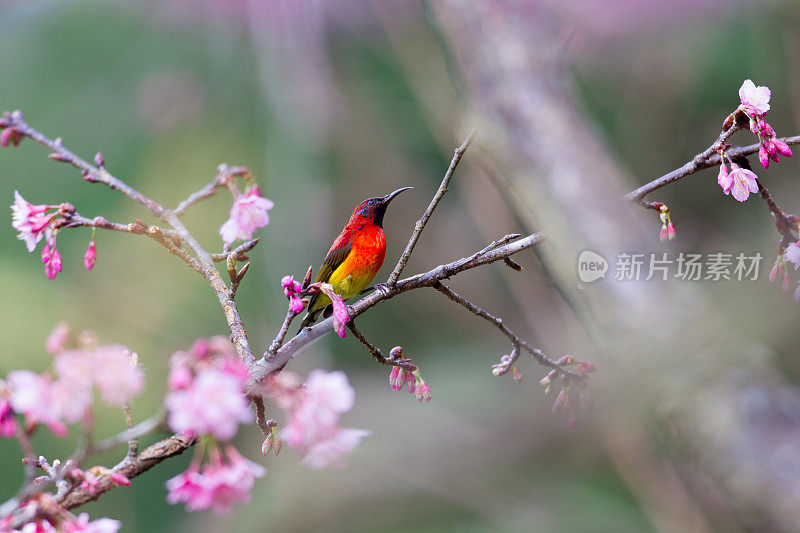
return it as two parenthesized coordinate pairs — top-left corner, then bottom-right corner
(281, 275), (306, 314)
(385, 347), (432, 402)
(166, 442), (266, 514)
(165, 337), (252, 441)
(163, 337), (265, 514)
(716, 80), (793, 203)
(648, 203), (676, 243)
(11, 192), (98, 280)
(2, 324), (143, 438)
(219, 185), (274, 244)
(540, 356), (595, 427)
(265, 369), (370, 470)
(491, 353), (523, 381)
(738, 80), (793, 169)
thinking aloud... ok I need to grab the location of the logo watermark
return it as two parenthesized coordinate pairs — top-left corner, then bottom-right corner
(577, 251), (763, 282)
(577, 250), (608, 283)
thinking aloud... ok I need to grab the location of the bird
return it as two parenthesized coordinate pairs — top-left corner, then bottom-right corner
(298, 187), (413, 331)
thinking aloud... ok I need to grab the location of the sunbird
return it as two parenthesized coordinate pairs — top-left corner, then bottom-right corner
(298, 187), (413, 331)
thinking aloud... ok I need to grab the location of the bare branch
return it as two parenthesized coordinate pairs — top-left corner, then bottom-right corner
(387, 132), (474, 285)
(432, 282), (581, 381)
(211, 239), (260, 262)
(58, 433), (195, 511)
(4, 111), (166, 217)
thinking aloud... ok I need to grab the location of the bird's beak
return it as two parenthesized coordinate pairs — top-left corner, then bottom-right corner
(381, 186), (413, 205)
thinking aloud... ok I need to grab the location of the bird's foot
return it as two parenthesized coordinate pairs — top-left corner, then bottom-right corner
(371, 282), (392, 296)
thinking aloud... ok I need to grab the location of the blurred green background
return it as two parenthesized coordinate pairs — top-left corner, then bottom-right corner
(1, 1), (799, 531)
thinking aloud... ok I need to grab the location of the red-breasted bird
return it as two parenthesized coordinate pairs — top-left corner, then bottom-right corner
(298, 187), (413, 331)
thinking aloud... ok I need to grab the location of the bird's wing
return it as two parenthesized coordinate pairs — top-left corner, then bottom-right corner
(304, 229), (354, 319)
(315, 238), (353, 284)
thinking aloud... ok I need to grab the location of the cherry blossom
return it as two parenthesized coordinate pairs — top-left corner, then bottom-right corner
(281, 275), (306, 314)
(785, 242), (800, 270)
(270, 369), (369, 469)
(84, 241), (97, 271)
(318, 283), (349, 338)
(738, 79), (770, 116)
(165, 444), (265, 514)
(0, 380), (17, 438)
(719, 163), (758, 202)
(11, 191), (57, 253)
(219, 185), (274, 244)
(45, 322), (70, 355)
(61, 513), (120, 533)
(7, 371), (67, 437)
(165, 366), (252, 441)
(91, 346), (144, 407)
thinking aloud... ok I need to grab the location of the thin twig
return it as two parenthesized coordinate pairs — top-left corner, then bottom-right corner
(625, 131), (800, 203)
(5, 111), (166, 217)
(266, 309), (299, 358)
(92, 410), (167, 455)
(387, 131), (474, 285)
(211, 239), (260, 262)
(252, 396), (269, 436)
(432, 282), (582, 381)
(173, 180), (222, 216)
(123, 405), (138, 459)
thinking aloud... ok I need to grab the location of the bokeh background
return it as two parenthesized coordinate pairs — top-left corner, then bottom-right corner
(1, 1), (799, 531)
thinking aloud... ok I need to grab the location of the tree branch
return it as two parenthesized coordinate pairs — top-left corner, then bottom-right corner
(3, 111), (166, 217)
(432, 282), (581, 381)
(386, 131), (474, 285)
(625, 133), (800, 203)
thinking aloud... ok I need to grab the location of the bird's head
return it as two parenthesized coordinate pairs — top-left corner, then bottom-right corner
(349, 187), (413, 227)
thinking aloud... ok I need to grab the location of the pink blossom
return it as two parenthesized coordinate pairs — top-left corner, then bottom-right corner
(62, 513), (120, 533)
(168, 363), (193, 391)
(41, 231), (63, 281)
(414, 379), (432, 402)
(7, 371), (67, 436)
(46, 322), (70, 355)
(91, 346), (144, 407)
(165, 467), (208, 511)
(717, 163), (731, 193)
(300, 428), (371, 470)
(774, 138), (793, 158)
(739, 79), (771, 116)
(84, 241), (96, 271)
(785, 242), (800, 270)
(11, 191), (56, 252)
(289, 296), (305, 313)
(219, 186), (274, 244)
(319, 283), (349, 338)
(278, 369), (369, 469)
(759, 143), (770, 168)
(721, 164), (758, 202)
(0, 381), (17, 438)
(281, 275), (306, 313)
(1, 126), (23, 147)
(202, 446), (266, 513)
(165, 367), (252, 440)
(166, 444), (265, 514)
